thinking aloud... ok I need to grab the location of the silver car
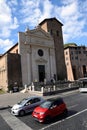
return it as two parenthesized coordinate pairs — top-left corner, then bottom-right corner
(11, 96), (45, 116)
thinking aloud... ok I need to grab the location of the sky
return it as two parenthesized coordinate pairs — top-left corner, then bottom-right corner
(0, 0), (87, 54)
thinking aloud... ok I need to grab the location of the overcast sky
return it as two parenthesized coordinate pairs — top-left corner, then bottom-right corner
(0, 0), (87, 53)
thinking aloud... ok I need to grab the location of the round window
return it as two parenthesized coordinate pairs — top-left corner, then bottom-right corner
(38, 49), (44, 57)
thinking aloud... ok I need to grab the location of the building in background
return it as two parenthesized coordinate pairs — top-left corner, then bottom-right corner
(0, 44), (22, 91)
(64, 44), (87, 81)
(39, 18), (67, 80)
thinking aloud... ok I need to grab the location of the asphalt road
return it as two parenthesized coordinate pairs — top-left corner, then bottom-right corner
(0, 91), (87, 130)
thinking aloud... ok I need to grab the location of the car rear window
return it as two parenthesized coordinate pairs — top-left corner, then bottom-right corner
(48, 98), (64, 106)
(40, 101), (52, 108)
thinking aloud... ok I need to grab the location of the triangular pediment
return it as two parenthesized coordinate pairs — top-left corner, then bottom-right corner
(24, 26), (54, 47)
(30, 27), (52, 39)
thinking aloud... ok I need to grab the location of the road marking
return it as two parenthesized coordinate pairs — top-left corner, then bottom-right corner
(0, 111), (32, 130)
(39, 108), (87, 130)
(66, 108), (87, 119)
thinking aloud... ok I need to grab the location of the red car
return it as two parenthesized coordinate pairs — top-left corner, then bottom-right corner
(32, 97), (68, 123)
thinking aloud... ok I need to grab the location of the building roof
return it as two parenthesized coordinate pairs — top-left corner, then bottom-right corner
(64, 43), (77, 48)
(1, 43), (18, 57)
(0, 54), (2, 57)
(39, 17), (63, 26)
(64, 44), (86, 50)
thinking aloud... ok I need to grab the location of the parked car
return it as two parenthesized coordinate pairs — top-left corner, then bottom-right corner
(77, 77), (87, 92)
(11, 96), (45, 116)
(32, 97), (68, 123)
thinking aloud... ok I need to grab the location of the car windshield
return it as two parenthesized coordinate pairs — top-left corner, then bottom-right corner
(18, 98), (28, 105)
(40, 101), (52, 108)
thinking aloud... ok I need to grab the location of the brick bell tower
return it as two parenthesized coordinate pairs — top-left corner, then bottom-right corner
(39, 17), (67, 80)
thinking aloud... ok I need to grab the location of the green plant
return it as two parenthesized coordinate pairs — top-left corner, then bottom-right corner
(8, 84), (13, 91)
(0, 89), (5, 94)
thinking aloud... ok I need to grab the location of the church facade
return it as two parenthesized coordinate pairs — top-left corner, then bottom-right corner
(18, 26), (56, 86)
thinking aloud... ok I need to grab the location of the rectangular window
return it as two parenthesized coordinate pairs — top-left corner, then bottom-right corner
(50, 29), (53, 35)
(56, 30), (59, 36)
(83, 51), (86, 54)
(72, 57), (74, 60)
(79, 51), (81, 54)
(66, 57), (68, 60)
(83, 65), (86, 76)
(71, 51), (73, 55)
(75, 56), (78, 60)
(16, 49), (18, 53)
(66, 51), (68, 55)
(75, 51), (78, 54)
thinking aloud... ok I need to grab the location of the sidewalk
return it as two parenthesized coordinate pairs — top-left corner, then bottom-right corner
(0, 92), (34, 110)
(0, 89), (79, 110)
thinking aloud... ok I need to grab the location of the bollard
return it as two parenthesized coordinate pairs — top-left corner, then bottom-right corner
(53, 85), (56, 90)
(41, 87), (44, 93)
(25, 84), (27, 91)
(32, 82), (34, 91)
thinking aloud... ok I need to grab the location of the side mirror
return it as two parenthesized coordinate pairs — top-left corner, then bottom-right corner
(50, 106), (54, 109)
(50, 105), (57, 109)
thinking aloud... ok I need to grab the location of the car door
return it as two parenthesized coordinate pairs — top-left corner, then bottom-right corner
(24, 99), (34, 113)
(49, 101), (58, 117)
(24, 98), (41, 113)
(31, 98), (41, 108)
(50, 100), (63, 117)
(55, 99), (64, 115)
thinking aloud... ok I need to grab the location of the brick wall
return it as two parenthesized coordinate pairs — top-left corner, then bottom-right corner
(7, 53), (22, 88)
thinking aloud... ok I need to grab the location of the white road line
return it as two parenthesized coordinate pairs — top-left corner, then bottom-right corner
(39, 108), (87, 130)
(66, 108), (87, 119)
(0, 111), (32, 130)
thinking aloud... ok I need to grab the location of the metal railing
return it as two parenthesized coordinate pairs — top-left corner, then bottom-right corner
(28, 80), (79, 92)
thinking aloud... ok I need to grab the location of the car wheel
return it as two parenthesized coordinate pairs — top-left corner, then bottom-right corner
(63, 109), (68, 116)
(19, 110), (25, 116)
(45, 116), (51, 123)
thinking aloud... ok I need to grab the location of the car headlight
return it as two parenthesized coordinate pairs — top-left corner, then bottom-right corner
(12, 107), (21, 110)
(40, 112), (45, 115)
(15, 108), (20, 110)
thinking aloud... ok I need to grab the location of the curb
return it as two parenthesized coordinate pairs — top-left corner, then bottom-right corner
(43, 87), (79, 96)
(0, 105), (11, 110)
